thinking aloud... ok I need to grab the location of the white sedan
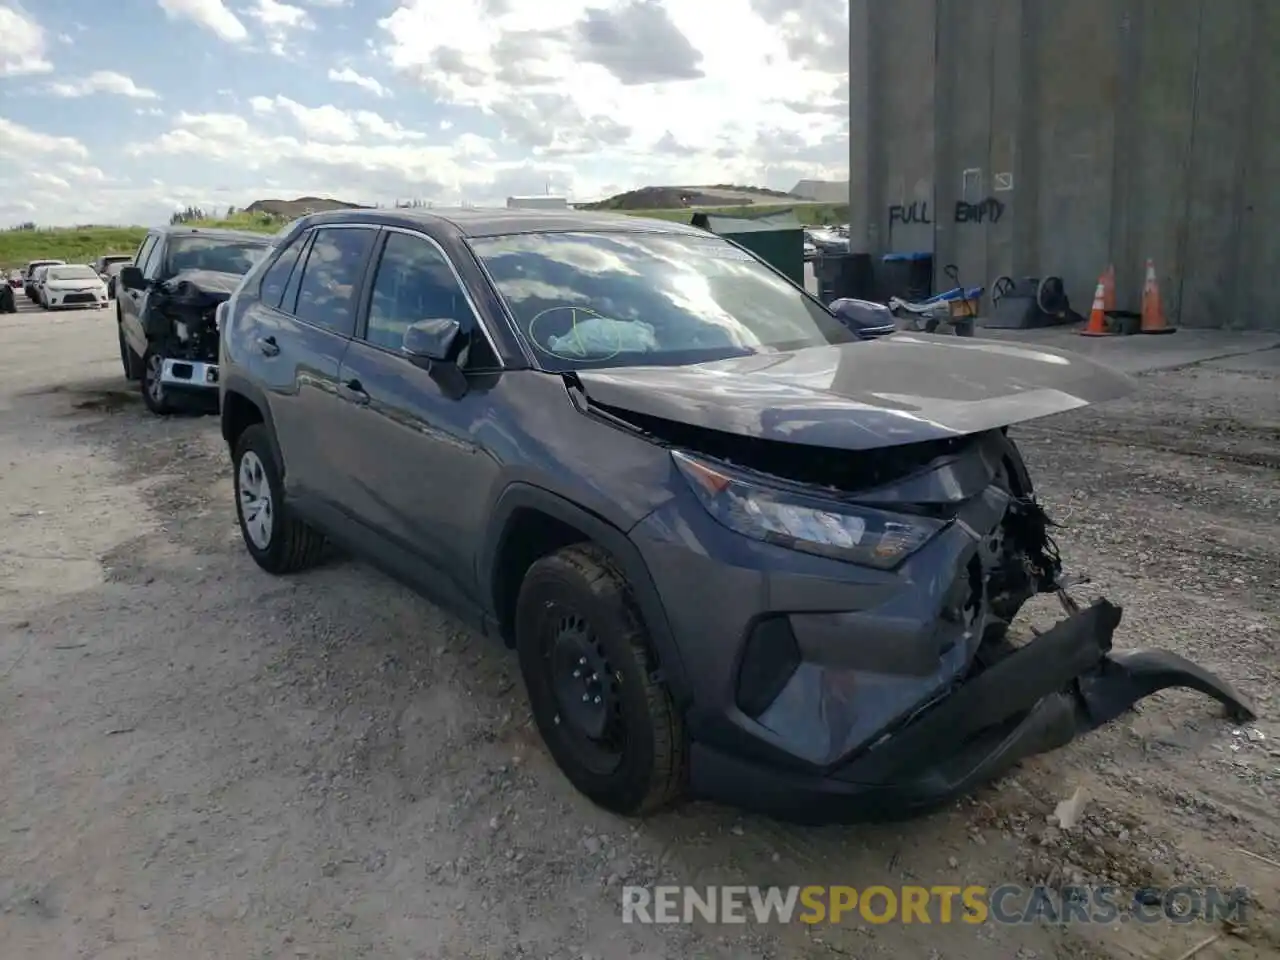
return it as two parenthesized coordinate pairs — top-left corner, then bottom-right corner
(40, 264), (110, 310)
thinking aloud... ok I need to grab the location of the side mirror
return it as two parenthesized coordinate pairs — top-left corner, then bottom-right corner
(401, 317), (463, 368)
(119, 266), (146, 291)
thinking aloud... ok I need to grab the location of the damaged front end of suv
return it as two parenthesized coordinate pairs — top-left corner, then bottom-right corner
(147, 270), (238, 395)
(572, 344), (1258, 824)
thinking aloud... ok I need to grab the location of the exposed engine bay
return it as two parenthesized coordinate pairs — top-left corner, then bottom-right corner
(146, 269), (239, 390)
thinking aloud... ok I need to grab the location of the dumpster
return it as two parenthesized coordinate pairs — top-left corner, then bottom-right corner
(879, 251), (933, 302)
(690, 211), (806, 287)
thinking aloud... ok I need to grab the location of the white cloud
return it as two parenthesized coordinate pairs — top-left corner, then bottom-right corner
(28, 170), (70, 190)
(156, 0), (247, 43)
(245, 0), (311, 56)
(374, 0), (847, 177)
(248, 95), (423, 142)
(328, 66), (389, 98)
(0, 3), (52, 76)
(47, 71), (161, 99)
(57, 163), (109, 183)
(5, 0), (849, 228)
(0, 116), (88, 162)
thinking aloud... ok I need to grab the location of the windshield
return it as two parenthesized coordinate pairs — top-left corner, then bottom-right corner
(105, 261), (130, 276)
(164, 236), (269, 277)
(47, 265), (99, 282)
(469, 231), (855, 371)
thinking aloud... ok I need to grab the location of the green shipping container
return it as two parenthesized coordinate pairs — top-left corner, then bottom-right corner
(689, 211), (806, 287)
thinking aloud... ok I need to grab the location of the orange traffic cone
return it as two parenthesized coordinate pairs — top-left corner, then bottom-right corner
(1079, 275), (1114, 336)
(1140, 259), (1175, 334)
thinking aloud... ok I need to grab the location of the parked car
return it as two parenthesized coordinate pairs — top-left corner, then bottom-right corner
(804, 227), (847, 257)
(216, 208), (1255, 824)
(103, 259), (131, 299)
(39, 263), (110, 310)
(24, 259), (64, 301)
(116, 226), (272, 414)
(30, 264), (55, 304)
(0, 276), (15, 314)
(93, 253), (133, 280)
(8, 269), (23, 289)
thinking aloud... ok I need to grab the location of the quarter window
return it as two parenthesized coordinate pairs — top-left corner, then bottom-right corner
(365, 232), (475, 352)
(293, 228), (376, 336)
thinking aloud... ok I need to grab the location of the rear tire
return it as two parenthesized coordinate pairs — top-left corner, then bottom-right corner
(232, 424), (326, 575)
(515, 544), (687, 817)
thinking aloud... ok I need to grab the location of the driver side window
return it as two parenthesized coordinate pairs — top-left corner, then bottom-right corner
(139, 235), (164, 280)
(364, 232), (476, 353)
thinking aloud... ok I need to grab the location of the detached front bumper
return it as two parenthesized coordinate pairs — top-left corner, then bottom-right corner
(160, 358), (219, 390)
(689, 598), (1256, 823)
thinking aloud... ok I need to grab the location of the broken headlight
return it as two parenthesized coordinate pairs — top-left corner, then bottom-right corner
(672, 450), (947, 570)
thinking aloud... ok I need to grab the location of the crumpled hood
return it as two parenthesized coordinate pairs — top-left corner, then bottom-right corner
(158, 269), (243, 306)
(574, 334), (1135, 451)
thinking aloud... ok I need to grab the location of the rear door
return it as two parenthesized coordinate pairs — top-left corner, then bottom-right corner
(238, 224), (378, 509)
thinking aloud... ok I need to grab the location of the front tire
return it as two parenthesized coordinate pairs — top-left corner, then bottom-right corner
(140, 347), (174, 415)
(515, 544), (686, 817)
(232, 424), (325, 575)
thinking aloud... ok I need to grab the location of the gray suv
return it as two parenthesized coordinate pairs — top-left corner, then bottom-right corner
(218, 208), (1254, 823)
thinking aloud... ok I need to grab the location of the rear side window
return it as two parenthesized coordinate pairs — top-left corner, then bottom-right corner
(293, 227), (376, 336)
(259, 231), (309, 311)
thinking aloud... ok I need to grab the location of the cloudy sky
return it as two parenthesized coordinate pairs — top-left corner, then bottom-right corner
(0, 0), (848, 228)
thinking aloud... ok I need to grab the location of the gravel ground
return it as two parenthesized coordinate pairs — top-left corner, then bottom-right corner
(1, 304), (1277, 960)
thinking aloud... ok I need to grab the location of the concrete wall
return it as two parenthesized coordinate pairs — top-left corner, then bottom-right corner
(848, 0), (1280, 329)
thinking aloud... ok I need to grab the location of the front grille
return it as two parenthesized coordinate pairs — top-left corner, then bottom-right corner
(63, 292), (96, 304)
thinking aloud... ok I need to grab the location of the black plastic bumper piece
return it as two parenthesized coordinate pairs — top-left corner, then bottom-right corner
(688, 599), (1257, 824)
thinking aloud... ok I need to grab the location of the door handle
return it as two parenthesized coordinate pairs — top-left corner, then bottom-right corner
(256, 335), (280, 357)
(341, 378), (370, 404)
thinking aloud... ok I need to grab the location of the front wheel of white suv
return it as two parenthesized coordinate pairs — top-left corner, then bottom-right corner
(233, 424), (326, 574)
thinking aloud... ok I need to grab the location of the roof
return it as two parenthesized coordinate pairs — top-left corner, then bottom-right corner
(295, 206), (708, 239)
(154, 225), (273, 242)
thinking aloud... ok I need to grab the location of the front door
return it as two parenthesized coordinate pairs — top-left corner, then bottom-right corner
(119, 233), (159, 357)
(333, 227), (504, 608)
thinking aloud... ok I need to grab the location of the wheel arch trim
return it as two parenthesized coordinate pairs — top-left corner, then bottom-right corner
(480, 483), (691, 705)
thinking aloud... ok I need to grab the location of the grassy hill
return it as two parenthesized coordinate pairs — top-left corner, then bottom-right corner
(1, 203), (850, 270)
(0, 211), (284, 270)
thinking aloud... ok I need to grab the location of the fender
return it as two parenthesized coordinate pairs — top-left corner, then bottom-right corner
(480, 483), (691, 706)
(220, 373), (285, 476)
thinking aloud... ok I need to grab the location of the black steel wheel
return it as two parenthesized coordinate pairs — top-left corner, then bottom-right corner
(515, 544), (686, 816)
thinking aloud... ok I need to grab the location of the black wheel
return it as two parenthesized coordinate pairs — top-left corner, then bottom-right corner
(991, 276), (1016, 307)
(232, 424), (325, 575)
(119, 322), (142, 380)
(515, 544), (687, 816)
